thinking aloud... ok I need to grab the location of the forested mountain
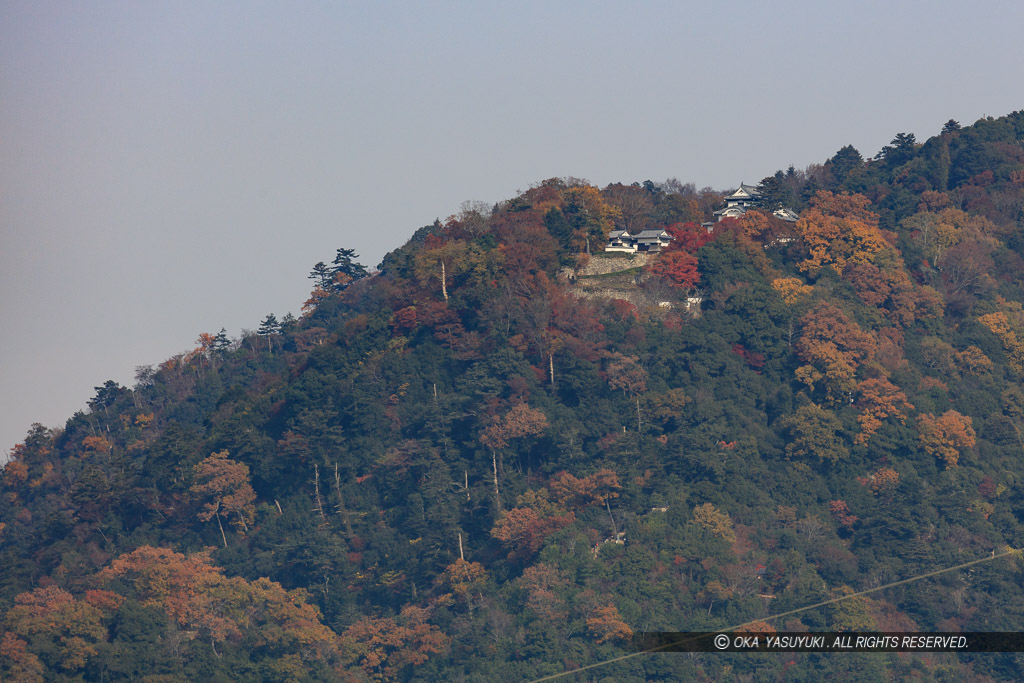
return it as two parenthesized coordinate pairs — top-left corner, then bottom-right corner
(3, 112), (1024, 681)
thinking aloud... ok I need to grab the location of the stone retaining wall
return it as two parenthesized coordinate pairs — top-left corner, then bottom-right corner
(578, 253), (650, 276)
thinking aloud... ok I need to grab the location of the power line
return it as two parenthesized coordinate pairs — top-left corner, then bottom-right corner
(528, 548), (1021, 682)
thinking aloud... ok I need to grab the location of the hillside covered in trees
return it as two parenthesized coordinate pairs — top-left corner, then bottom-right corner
(3, 112), (1024, 681)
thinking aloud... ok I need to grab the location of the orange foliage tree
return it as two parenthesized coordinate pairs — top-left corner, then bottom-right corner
(794, 303), (876, 403)
(0, 631), (45, 682)
(480, 404), (549, 511)
(854, 378), (913, 445)
(490, 488), (575, 560)
(81, 436), (113, 457)
(858, 467), (901, 495)
(337, 605), (447, 682)
(480, 404), (549, 451)
(793, 191), (888, 274)
(549, 469), (621, 510)
(439, 558), (487, 612)
(190, 450), (257, 546)
(3, 586), (108, 673)
(586, 604), (633, 644)
(917, 410), (976, 468)
(99, 546), (336, 659)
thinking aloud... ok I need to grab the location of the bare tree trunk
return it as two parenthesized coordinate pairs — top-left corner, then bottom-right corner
(313, 464), (326, 524)
(464, 469), (470, 501)
(492, 451), (503, 512)
(605, 498), (618, 538)
(440, 260), (448, 302)
(549, 353), (555, 387)
(458, 532), (465, 561)
(216, 509), (228, 548)
(333, 463), (354, 536)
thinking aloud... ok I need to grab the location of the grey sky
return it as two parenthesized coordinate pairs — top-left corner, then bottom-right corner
(2, 1), (1023, 455)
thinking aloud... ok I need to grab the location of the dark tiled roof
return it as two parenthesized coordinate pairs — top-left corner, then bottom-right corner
(634, 229), (669, 239)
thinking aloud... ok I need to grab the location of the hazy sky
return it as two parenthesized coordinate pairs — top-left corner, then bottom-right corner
(2, 1), (1023, 455)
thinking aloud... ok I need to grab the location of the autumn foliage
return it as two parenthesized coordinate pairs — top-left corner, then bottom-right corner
(647, 222), (712, 289)
(6, 113), (1024, 680)
(4, 586), (107, 672)
(772, 276), (813, 304)
(794, 302), (876, 402)
(691, 503), (736, 543)
(549, 469), (621, 509)
(977, 310), (1024, 376)
(490, 491), (575, 560)
(917, 410), (976, 468)
(190, 450), (256, 543)
(858, 467), (901, 494)
(854, 377), (913, 445)
(586, 604), (633, 644)
(338, 605), (448, 680)
(480, 404), (549, 450)
(100, 546), (337, 657)
(793, 191), (889, 274)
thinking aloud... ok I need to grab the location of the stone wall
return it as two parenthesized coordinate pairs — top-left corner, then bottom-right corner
(574, 285), (656, 309)
(578, 253), (650, 276)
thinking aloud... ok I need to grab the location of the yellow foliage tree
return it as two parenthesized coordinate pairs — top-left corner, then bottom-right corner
(903, 207), (999, 266)
(829, 586), (877, 631)
(977, 311), (1024, 376)
(772, 277), (813, 304)
(692, 503), (736, 543)
(561, 185), (621, 253)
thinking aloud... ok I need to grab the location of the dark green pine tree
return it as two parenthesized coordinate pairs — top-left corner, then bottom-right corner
(330, 248), (369, 291)
(878, 132), (917, 168)
(827, 144), (864, 184)
(257, 314), (280, 353)
(257, 314), (280, 336)
(212, 327), (231, 351)
(309, 261), (332, 289)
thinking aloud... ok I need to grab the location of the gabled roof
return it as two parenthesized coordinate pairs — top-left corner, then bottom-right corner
(634, 229), (669, 239)
(726, 183), (761, 200)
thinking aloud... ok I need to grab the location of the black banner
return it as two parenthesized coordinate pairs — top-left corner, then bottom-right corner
(631, 632), (1024, 653)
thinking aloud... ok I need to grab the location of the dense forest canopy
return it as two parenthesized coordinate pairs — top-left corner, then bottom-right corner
(3, 111), (1024, 681)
